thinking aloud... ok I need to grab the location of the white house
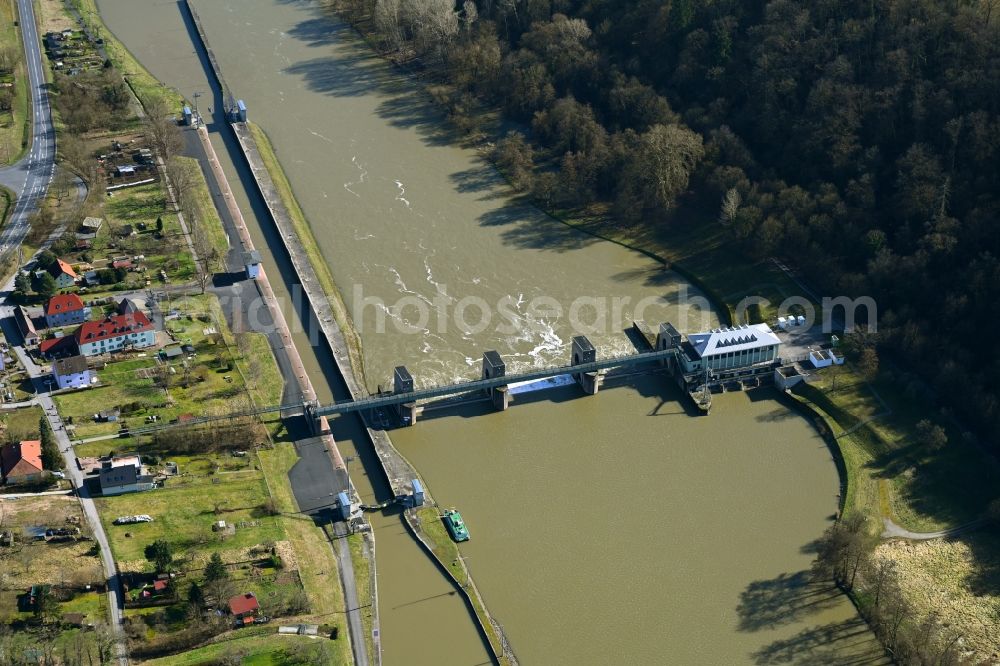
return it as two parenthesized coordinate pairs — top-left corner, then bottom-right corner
(98, 456), (155, 496)
(52, 354), (91, 389)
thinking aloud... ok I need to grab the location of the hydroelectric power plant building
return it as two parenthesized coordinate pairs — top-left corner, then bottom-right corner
(675, 323), (782, 374)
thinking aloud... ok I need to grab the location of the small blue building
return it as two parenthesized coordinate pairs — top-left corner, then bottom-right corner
(182, 106), (193, 126)
(411, 479), (424, 507)
(336, 491), (351, 521)
(236, 99), (247, 122)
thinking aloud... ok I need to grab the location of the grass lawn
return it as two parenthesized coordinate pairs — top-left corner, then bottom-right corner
(173, 156), (230, 260)
(413, 507), (467, 586)
(0, 0), (30, 166)
(55, 293), (269, 441)
(0, 495), (104, 591)
(0, 405), (45, 440)
(795, 366), (998, 532)
(141, 632), (343, 666)
(60, 588), (108, 620)
(346, 533), (374, 663)
(95, 451), (283, 571)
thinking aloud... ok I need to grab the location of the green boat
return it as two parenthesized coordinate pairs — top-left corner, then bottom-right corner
(443, 509), (470, 542)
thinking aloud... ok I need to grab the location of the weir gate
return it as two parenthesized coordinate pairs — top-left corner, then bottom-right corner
(121, 324), (788, 440)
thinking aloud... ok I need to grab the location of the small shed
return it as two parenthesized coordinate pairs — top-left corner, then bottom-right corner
(80, 217), (103, 234)
(809, 349), (834, 369)
(160, 346), (183, 360)
(182, 106), (192, 126)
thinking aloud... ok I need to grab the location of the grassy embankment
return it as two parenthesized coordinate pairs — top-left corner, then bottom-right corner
(0, 0), (30, 166)
(346, 533), (375, 663)
(412, 507), (512, 665)
(244, 121), (367, 387)
(41, 3), (356, 660)
(248, 119), (510, 663)
(173, 155), (230, 258)
(67, 0), (183, 109)
(140, 632), (336, 666)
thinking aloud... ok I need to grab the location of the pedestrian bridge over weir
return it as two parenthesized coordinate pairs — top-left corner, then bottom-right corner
(313, 333), (676, 425)
(118, 326), (698, 440)
(119, 324), (783, 440)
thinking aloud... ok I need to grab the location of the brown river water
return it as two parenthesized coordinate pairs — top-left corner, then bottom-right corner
(96, 0), (884, 663)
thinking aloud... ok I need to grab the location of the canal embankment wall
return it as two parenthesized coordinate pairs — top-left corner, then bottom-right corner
(183, 5), (508, 662)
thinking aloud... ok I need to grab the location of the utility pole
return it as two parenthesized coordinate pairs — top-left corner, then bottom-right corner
(192, 91), (202, 127)
(343, 455), (355, 494)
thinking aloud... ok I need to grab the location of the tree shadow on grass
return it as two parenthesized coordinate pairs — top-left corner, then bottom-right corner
(736, 570), (844, 632)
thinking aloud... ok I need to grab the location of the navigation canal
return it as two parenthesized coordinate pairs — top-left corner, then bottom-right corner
(96, 0), (882, 663)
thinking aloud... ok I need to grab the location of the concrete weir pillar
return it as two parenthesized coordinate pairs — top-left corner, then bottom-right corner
(657, 322), (683, 371)
(571, 335), (604, 395)
(482, 351), (510, 411)
(303, 400), (322, 435)
(393, 366), (422, 425)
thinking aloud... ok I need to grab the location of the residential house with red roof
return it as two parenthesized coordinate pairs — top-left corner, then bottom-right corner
(45, 293), (91, 328)
(38, 335), (76, 358)
(227, 592), (259, 624)
(75, 312), (155, 357)
(1, 440), (43, 484)
(48, 259), (78, 289)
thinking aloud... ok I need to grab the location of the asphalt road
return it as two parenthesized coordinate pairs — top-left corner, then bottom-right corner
(0, 0), (56, 257)
(0, 0), (124, 642)
(1, 272), (130, 665)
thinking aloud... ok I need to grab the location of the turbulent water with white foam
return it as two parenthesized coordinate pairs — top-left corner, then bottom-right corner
(97, 0), (882, 662)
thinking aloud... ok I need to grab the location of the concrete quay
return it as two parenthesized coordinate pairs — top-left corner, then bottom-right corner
(228, 120), (425, 503)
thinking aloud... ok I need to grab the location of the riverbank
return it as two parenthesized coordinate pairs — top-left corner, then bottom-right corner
(68, 0), (182, 108)
(231, 118), (509, 665)
(321, 2), (1000, 659)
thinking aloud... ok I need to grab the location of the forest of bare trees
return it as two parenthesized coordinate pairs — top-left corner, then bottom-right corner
(335, 0), (1000, 448)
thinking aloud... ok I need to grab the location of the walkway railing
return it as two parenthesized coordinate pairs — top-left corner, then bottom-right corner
(312, 347), (676, 416)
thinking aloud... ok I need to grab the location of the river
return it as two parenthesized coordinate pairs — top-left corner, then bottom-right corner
(96, 0), (883, 663)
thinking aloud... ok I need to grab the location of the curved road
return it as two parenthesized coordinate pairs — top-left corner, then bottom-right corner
(0, 0), (56, 258)
(881, 516), (987, 540)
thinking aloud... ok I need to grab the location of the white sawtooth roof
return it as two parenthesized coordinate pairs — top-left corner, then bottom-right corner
(688, 323), (781, 359)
